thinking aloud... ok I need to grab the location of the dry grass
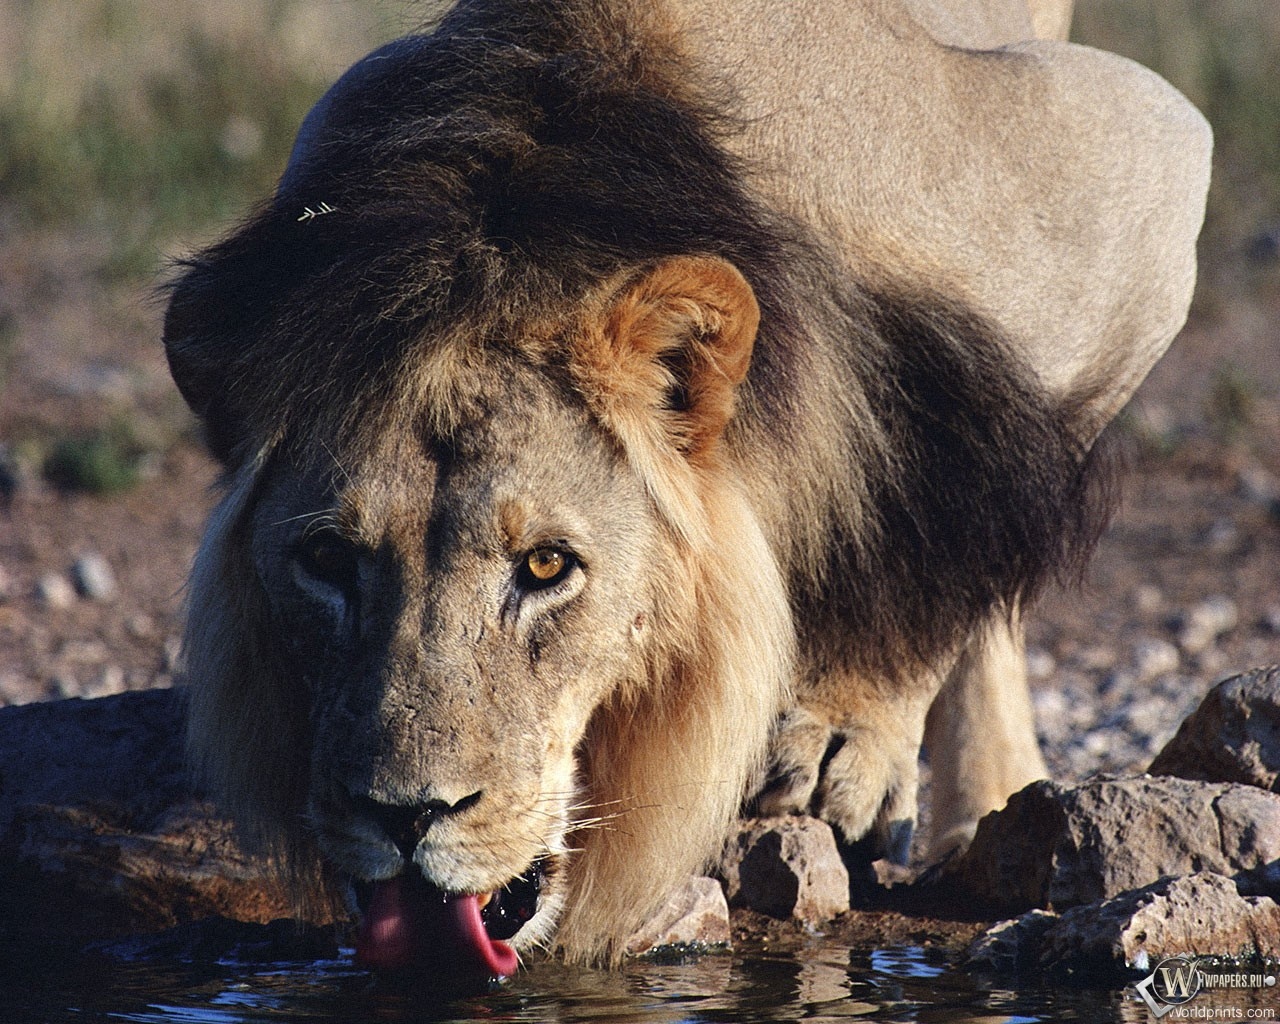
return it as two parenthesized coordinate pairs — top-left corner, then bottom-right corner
(0, 1), (1275, 488)
(0, 0), (405, 264)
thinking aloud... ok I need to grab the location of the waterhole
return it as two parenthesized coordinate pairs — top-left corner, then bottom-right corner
(1, 939), (1143, 1023)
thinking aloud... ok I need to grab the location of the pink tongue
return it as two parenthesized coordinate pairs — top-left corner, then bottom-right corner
(354, 876), (518, 980)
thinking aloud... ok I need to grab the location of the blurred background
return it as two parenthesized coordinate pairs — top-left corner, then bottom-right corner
(0, 1), (1276, 778)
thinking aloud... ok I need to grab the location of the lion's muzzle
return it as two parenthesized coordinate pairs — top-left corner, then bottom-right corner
(342, 794), (547, 985)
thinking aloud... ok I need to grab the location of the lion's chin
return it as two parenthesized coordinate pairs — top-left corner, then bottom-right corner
(352, 860), (545, 985)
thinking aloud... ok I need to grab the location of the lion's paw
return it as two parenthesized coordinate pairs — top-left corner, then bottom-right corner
(754, 704), (922, 866)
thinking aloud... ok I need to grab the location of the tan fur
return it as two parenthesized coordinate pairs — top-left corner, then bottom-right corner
(667, 0), (1209, 415)
(571, 258), (759, 545)
(673, 0), (1209, 854)
(923, 612), (1048, 860)
(168, 0), (1210, 971)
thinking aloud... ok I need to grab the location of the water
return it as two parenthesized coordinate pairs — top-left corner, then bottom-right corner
(0, 939), (1146, 1024)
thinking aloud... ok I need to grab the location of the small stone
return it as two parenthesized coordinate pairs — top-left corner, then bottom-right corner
(0, 565), (13, 603)
(35, 573), (76, 609)
(163, 638), (184, 675)
(1176, 596), (1238, 655)
(1083, 731), (1112, 757)
(1131, 584), (1164, 617)
(85, 666), (126, 699)
(1239, 465), (1279, 506)
(0, 673), (36, 706)
(625, 876), (730, 955)
(1074, 646), (1117, 673)
(1026, 647), (1055, 682)
(1262, 607), (1280, 635)
(71, 554), (117, 602)
(1130, 638), (1180, 683)
(126, 615), (156, 640)
(1199, 518), (1239, 554)
(1192, 648), (1226, 676)
(52, 673), (81, 699)
(720, 817), (849, 924)
(59, 640), (110, 665)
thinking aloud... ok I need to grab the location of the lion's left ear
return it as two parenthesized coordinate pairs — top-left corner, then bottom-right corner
(573, 256), (759, 469)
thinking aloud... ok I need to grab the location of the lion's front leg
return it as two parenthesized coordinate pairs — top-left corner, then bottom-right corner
(754, 671), (936, 866)
(922, 612), (1048, 862)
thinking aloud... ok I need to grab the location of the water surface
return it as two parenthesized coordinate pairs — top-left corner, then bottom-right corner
(2, 939), (1145, 1023)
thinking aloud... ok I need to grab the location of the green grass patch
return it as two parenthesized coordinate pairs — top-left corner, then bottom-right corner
(42, 422), (146, 495)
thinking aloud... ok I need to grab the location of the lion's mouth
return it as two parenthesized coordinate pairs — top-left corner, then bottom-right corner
(353, 861), (544, 982)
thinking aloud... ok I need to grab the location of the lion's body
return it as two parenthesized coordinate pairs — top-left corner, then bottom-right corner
(164, 0), (1210, 970)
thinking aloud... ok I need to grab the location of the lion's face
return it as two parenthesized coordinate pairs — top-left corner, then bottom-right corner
(173, 251), (789, 972)
(245, 356), (663, 950)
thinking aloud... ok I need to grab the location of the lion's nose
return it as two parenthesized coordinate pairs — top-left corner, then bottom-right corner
(357, 791), (483, 860)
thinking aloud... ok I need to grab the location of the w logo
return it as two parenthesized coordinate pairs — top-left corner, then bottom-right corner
(1135, 956), (1203, 1017)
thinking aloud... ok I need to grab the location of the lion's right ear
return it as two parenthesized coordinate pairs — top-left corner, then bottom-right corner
(571, 257), (759, 528)
(163, 274), (251, 468)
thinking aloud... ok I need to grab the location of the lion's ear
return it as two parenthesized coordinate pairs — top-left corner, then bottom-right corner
(574, 256), (759, 468)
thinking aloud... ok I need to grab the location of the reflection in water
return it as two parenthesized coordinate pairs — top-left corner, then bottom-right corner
(0, 939), (1149, 1024)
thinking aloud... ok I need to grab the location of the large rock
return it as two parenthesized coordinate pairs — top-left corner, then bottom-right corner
(625, 876), (730, 955)
(0, 690), (304, 943)
(970, 873), (1280, 976)
(947, 775), (1280, 914)
(1150, 666), (1280, 790)
(719, 817), (849, 923)
(1041, 872), (1280, 972)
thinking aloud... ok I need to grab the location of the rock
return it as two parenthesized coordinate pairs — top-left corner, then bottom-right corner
(126, 614), (156, 640)
(35, 572), (76, 609)
(1026, 647), (1055, 682)
(1131, 584), (1165, 617)
(70, 553), (117, 602)
(0, 690), (313, 942)
(970, 873), (1280, 977)
(1175, 596), (1239, 655)
(719, 817), (849, 923)
(1150, 667), (1280, 791)
(1239, 464), (1279, 506)
(1074, 646), (1117, 673)
(163, 637), (184, 674)
(1130, 638), (1180, 683)
(966, 910), (1059, 974)
(85, 665), (127, 698)
(626, 876), (730, 955)
(1040, 873), (1280, 973)
(946, 775), (1280, 914)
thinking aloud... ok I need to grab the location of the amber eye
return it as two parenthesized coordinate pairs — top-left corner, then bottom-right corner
(520, 547), (574, 589)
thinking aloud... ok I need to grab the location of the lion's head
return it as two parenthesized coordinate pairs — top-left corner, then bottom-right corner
(164, 23), (796, 977)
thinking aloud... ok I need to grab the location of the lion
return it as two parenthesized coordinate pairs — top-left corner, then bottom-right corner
(162, 0), (1210, 980)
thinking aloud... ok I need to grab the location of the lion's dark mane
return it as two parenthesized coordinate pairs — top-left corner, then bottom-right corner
(164, 0), (1115, 681)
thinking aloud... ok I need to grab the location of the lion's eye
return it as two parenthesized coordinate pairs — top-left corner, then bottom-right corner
(295, 532), (358, 593)
(519, 547), (575, 589)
